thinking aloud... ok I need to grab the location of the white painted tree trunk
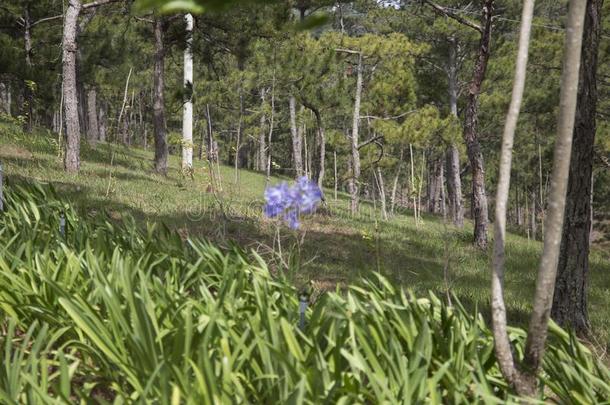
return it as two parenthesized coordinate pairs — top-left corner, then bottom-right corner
(182, 13), (194, 171)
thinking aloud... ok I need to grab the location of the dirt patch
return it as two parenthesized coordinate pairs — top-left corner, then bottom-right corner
(0, 144), (34, 160)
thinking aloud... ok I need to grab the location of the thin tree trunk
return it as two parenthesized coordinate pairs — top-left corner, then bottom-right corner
(490, 0), (536, 394)
(376, 166), (388, 221)
(391, 148), (404, 214)
(522, 0), (587, 388)
(266, 73), (275, 183)
(62, 0), (82, 173)
(334, 150), (338, 201)
(350, 52), (363, 214)
(182, 13), (194, 172)
(464, 0), (493, 248)
(23, 5), (34, 132)
(86, 88), (99, 144)
(551, 0), (602, 336)
(446, 145), (464, 227)
(445, 36), (464, 227)
(289, 95), (303, 178)
(258, 88), (267, 171)
(303, 121), (309, 178)
(153, 17), (168, 175)
(308, 106), (326, 189)
(531, 189), (538, 239)
(98, 102), (107, 142)
(234, 91), (243, 184)
(0, 83), (9, 115)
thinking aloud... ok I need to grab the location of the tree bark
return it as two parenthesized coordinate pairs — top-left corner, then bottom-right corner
(490, 0), (536, 394)
(98, 102), (107, 142)
(23, 5), (34, 132)
(307, 106), (326, 189)
(153, 17), (168, 175)
(445, 37), (464, 227)
(464, 0), (493, 248)
(289, 95), (303, 178)
(258, 88), (267, 171)
(523, 0), (587, 391)
(376, 166), (388, 220)
(0, 83), (9, 115)
(86, 87), (99, 144)
(551, 0), (602, 336)
(62, 0), (82, 173)
(350, 52), (363, 214)
(391, 148), (404, 214)
(181, 13), (194, 172)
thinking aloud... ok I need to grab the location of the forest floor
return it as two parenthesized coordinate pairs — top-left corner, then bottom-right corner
(1, 118), (609, 357)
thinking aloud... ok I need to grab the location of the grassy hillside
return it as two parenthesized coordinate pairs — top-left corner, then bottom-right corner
(1, 118), (609, 351)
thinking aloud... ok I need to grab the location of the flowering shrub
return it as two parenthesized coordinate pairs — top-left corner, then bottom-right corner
(263, 176), (322, 229)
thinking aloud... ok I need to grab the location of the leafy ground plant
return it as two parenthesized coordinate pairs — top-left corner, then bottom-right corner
(0, 182), (608, 403)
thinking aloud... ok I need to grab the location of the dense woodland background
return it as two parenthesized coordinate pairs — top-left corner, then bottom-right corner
(0, 0), (610, 401)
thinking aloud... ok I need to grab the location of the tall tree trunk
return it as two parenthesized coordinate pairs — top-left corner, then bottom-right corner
(98, 102), (107, 142)
(308, 106), (326, 189)
(234, 91), (243, 183)
(391, 148), (404, 214)
(334, 150), (338, 200)
(490, 0), (536, 393)
(464, 0), (493, 248)
(258, 88), (267, 171)
(153, 17), (168, 175)
(530, 189), (537, 239)
(376, 166), (388, 220)
(86, 87), (99, 144)
(266, 75), (275, 183)
(289, 95), (303, 178)
(446, 36), (464, 227)
(350, 52), (363, 215)
(0, 83), (9, 115)
(62, 0), (82, 173)
(23, 5), (34, 132)
(182, 13), (194, 172)
(551, 0), (602, 336)
(521, 0), (587, 390)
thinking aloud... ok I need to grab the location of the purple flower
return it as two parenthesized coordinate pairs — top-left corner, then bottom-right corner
(263, 176), (322, 229)
(284, 209), (300, 230)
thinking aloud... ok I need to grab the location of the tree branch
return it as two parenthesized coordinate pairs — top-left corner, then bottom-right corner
(83, 0), (121, 10)
(359, 109), (418, 121)
(422, 0), (482, 33)
(358, 135), (384, 150)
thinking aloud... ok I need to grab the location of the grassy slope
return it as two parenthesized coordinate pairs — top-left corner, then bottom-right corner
(1, 119), (609, 350)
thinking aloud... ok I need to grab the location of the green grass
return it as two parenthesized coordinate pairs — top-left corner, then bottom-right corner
(1, 117), (609, 354)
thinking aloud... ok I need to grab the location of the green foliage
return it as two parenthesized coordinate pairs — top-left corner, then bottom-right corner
(0, 182), (609, 403)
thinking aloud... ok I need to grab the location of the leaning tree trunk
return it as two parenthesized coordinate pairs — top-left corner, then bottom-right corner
(153, 17), (168, 175)
(551, 0), (603, 336)
(86, 87), (99, 144)
(62, 0), (82, 173)
(181, 13), (194, 172)
(446, 36), (464, 227)
(464, 0), (493, 248)
(289, 95), (303, 178)
(376, 166), (388, 220)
